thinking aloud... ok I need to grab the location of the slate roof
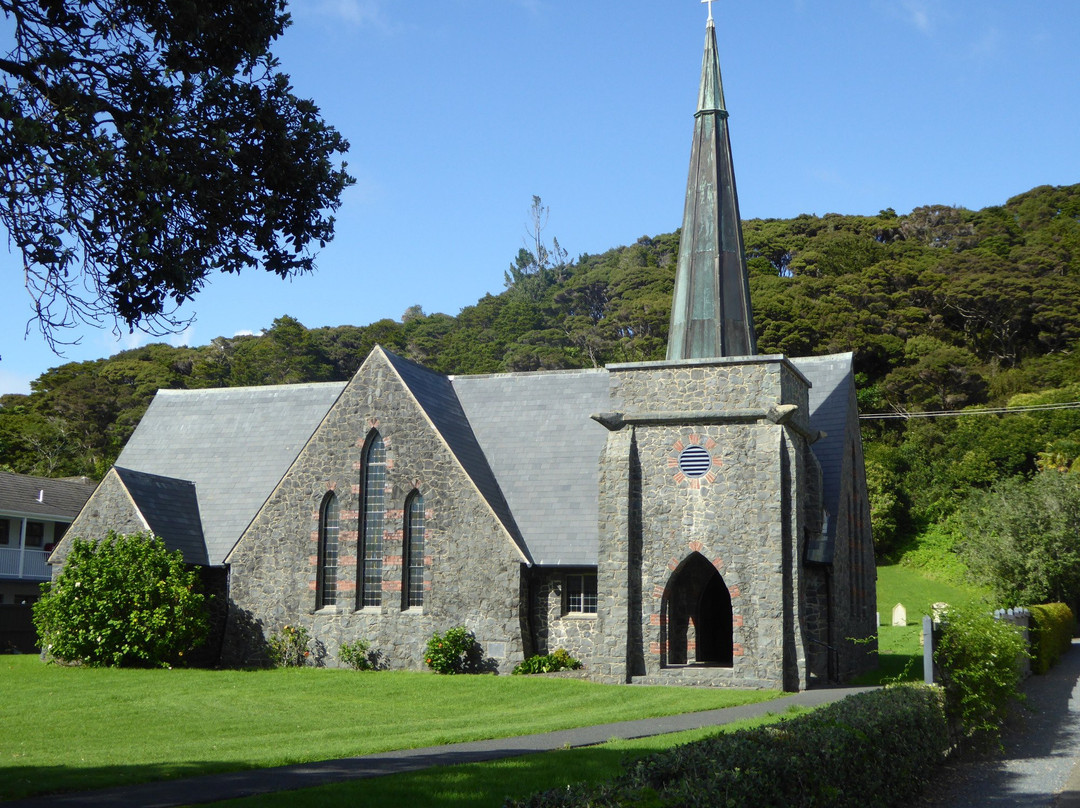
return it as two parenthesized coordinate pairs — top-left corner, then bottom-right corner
(383, 351), (532, 564)
(791, 352), (857, 564)
(0, 470), (95, 520)
(114, 468), (208, 565)
(114, 383), (346, 565)
(452, 368), (611, 566)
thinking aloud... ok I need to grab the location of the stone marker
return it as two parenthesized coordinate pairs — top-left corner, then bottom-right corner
(892, 603), (907, 627)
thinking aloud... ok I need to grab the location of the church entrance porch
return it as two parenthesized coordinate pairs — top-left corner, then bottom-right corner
(661, 552), (733, 668)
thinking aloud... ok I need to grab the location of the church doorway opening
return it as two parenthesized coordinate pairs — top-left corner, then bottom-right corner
(662, 552), (733, 667)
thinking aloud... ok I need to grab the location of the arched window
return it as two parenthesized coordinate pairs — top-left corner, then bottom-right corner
(360, 432), (386, 608)
(403, 491), (425, 609)
(316, 492), (340, 609)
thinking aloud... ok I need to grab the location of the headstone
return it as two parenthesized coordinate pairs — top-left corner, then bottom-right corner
(892, 603), (907, 627)
(932, 602), (948, 622)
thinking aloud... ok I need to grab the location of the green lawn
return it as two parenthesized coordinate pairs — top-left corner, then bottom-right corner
(857, 563), (988, 685)
(210, 707), (812, 808)
(0, 655), (780, 800)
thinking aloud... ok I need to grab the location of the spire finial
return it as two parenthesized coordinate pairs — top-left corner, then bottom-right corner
(701, 0), (714, 24)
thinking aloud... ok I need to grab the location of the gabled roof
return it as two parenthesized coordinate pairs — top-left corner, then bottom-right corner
(114, 468), (208, 565)
(0, 470), (95, 520)
(452, 367), (611, 566)
(381, 349), (532, 564)
(791, 352), (859, 564)
(114, 382), (346, 565)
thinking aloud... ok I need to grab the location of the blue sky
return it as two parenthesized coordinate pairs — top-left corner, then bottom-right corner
(2, 1), (1078, 395)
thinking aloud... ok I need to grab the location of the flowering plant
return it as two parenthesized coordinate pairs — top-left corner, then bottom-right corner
(425, 626), (476, 674)
(267, 624), (312, 667)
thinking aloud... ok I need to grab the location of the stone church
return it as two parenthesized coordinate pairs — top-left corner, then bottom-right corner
(55, 13), (876, 689)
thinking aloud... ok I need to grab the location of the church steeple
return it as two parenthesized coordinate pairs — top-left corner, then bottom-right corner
(666, 8), (757, 360)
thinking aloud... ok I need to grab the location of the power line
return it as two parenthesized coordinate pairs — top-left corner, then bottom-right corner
(860, 401), (1080, 421)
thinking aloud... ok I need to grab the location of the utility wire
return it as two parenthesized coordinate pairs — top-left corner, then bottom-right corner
(860, 401), (1080, 420)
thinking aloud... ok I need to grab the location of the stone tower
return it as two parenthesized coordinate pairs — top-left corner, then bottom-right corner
(593, 8), (819, 690)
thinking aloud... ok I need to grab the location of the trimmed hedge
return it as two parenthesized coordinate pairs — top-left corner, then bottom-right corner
(506, 685), (949, 808)
(1030, 603), (1075, 674)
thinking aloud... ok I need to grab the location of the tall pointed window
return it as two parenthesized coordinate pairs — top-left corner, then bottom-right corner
(317, 492), (340, 608)
(360, 433), (386, 608)
(403, 491), (425, 609)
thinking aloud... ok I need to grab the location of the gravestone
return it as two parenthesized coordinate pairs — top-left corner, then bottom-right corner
(892, 603), (907, 627)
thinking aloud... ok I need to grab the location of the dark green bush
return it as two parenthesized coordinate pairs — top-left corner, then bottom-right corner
(1030, 603), (1074, 674)
(934, 604), (1028, 740)
(33, 532), (209, 668)
(425, 626), (476, 674)
(339, 638), (375, 671)
(506, 685), (949, 808)
(512, 648), (583, 675)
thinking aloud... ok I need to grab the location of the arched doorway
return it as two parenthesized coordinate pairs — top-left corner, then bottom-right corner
(662, 552), (733, 667)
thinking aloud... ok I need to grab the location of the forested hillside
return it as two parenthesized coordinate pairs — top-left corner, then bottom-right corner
(3, 183), (1079, 558)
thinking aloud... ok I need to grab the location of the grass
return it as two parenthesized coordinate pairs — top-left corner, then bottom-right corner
(210, 706), (813, 808)
(0, 655), (781, 800)
(856, 563), (989, 685)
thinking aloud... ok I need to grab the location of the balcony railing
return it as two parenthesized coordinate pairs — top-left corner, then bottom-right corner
(0, 547), (51, 580)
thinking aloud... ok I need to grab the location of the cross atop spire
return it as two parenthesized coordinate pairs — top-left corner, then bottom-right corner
(701, 0), (714, 24)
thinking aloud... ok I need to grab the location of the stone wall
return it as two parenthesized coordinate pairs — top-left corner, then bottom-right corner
(51, 470), (147, 572)
(529, 568), (602, 662)
(222, 349), (529, 672)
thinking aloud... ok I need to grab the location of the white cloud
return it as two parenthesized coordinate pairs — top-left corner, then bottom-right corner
(169, 326), (195, 348)
(299, 0), (385, 27)
(876, 0), (935, 35)
(902, 1), (932, 34)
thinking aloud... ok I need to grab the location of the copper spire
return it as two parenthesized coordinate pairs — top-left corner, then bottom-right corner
(666, 10), (756, 360)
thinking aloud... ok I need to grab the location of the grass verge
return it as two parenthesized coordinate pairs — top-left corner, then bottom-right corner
(209, 707), (812, 808)
(0, 656), (780, 800)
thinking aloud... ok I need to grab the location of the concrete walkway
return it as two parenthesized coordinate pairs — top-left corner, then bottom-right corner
(6, 685), (876, 808)
(921, 640), (1080, 808)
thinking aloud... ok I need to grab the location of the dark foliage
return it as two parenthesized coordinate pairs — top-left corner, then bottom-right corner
(0, 0), (353, 345)
(506, 685), (949, 808)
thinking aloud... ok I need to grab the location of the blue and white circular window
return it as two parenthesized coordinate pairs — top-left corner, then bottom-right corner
(678, 444), (712, 478)
(669, 435), (720, 486)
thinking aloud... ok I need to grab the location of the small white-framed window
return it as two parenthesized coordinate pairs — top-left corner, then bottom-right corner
(565, 572), (598, 614)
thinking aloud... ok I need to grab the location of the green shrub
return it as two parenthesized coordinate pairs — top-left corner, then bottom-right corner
(339, 638), (374, 671)
(1030, 603), (1075, 674)
(934, 604), (1028, 740)
(425, 626), (476, 674)
(266, 624), (311, 667)
(33, 532), (209, 668)
(512, 648), (583, 675)
(506, 685), (948, 808)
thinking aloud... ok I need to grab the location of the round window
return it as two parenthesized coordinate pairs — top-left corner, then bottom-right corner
(678, 445), (712, 478)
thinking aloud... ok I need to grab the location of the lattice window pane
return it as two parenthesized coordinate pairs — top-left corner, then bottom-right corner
(319, 493), (340, 608)
(362, 435), (386, 608)
(566, 573), (597, 614)
(405, 493), (425, 608)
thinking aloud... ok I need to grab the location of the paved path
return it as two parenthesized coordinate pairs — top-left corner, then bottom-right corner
(922, 640), (1080, 808)
(6, 685), (875, 808)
